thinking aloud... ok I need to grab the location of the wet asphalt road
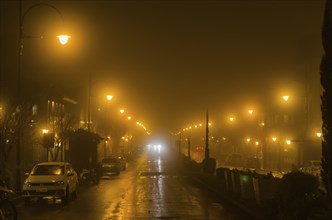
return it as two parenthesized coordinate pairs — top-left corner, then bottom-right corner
(16, 153), (249, 220)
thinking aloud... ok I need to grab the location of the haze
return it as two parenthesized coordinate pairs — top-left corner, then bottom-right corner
(0, 0), (324, 135)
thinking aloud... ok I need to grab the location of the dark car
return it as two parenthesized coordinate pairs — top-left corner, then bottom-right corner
(224, 153), (244, 168)
(117, 157), (127, 171)
(101, 157), (121, 176)
(244, 157), (261, 170)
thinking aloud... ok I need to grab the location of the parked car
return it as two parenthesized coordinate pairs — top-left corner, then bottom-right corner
(117, 156), (127, 171)
(22, 162), (78, 205)
(224, 153), (244, 168)
(299, 160), (321, 179)
(101, 157), (121, 176)
(244, 157), (261, 170)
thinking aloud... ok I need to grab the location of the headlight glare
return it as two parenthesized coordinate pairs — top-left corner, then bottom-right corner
(24, 181), (31, 187)
(56, 180), (65, 185)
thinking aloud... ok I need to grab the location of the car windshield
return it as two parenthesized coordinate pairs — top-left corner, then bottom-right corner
(102, 158), (118, 163)
(31, 165), (64, 176)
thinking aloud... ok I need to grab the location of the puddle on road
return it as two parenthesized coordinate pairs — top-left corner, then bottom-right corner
(139, 171), (180, 179)
(155, 216), (180, 219)
(139, 171), (169, 179)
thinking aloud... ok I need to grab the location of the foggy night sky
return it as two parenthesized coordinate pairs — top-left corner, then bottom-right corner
(0, 0), (325, 134)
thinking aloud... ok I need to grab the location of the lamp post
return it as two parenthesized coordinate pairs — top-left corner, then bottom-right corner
(16, 0), (69, 190)
(187, 133), (191, 160)
(203, 109), (210, 172)
(271, 137), (283, 172)
(104, 95), (113, 156)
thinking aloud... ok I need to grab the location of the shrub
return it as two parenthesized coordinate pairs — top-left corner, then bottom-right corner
(277, 171), (332, 220)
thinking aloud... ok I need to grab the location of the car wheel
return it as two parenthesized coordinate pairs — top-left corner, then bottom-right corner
(37, 197), (44, 204)
(61, 186), (70, 204)
(0, 199), (17, 220)
(24, 197), (31, 207)
(72, 188), (77, 200)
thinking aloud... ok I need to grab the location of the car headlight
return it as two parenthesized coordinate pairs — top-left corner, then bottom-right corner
(55, 180), (65, 185)
(23, 181), (31, 187)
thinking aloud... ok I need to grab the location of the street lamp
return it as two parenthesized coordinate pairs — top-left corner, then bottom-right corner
(16, 0), (70, 191)
(104, 95), (113, 156)
(57, 35), (70, 45)
(282, 95), (289, 102)
(106, 95), (113, 101)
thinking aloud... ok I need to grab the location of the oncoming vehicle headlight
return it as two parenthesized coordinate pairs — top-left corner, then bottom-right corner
(147, 143), (163, 154)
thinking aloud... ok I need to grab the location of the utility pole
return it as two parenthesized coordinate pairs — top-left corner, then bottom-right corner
(187, 133), (191, 160)
(178, 133), (182, 156)
(205, 109), (210, 161)
(87, 72), (92, 132)
(16, 0), (23, 192)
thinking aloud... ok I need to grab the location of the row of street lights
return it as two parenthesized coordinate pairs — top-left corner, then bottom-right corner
(104, 94), (150, 134)
(177, 94), (321, 171)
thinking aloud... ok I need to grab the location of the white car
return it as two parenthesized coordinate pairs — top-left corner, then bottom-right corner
(22, 162), (78, 205)
(299, 160), (322, 179)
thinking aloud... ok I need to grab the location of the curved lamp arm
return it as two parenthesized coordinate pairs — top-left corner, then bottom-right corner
(20, 2), (70, 51)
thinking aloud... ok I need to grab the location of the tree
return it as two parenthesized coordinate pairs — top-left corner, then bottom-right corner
(320, 0), (332, 199)
(48, 110), (77, 162)
(0, 104), (19, 181)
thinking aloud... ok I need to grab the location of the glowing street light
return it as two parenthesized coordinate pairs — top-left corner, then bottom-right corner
(246, 138), (251, 143)
(120, 109), (125, 114)
(282, 95), (289, 102)
(248, 109), (254, 115)
(286, 140), (292, 145)
(272, 137), (277, 142)
(229, 117), (235, 122)
(106, 95), (113, 101)
(42, 129), (49, 134)
(316, 132), (322, 138)
(57, 35), (70, 45)
(127, 116), (132, 120)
